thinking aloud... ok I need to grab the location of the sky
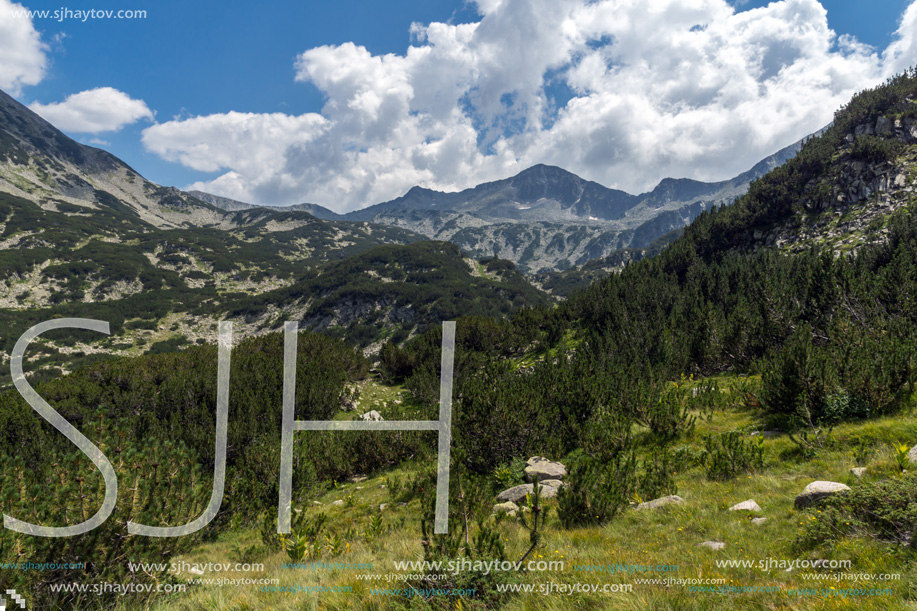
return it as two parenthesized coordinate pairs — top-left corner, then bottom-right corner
(1, 0), (916, 212)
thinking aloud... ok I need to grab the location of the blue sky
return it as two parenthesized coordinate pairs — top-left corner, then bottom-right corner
(2, 0), (916, 211)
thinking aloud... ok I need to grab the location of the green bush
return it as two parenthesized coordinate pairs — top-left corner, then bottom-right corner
(557, 451), (637, 527)
(700, 432), (765, 481)
(850, 134), (902, 164)
(820, 392), (871, 425)
(796, 471), (917, 551)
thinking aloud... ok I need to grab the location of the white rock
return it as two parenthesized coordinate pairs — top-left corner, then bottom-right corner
(636, 495), (685, 511)
(850, 467), (867, 479)
(360, 410), (384, 422)
(751, 518), (767, 525)
(794, 481), (851, 510)
(729, 500), (762, 512)
(331, 500), (345, 506)
(493, 501), (519, 517)
(524, 457), (567, 482)
(698, 541), (725, 550)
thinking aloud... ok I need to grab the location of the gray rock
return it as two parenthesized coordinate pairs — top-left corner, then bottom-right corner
(496, 484), (533, 503)
(794, 481), (851, 510)
(750, 430), (781, 438)
(492, 501), (519, 516)
(751, 518), (767, 525)
(729, 499), (762, 512)
(850, 467), (867, 479)
(349, 475), (368, 483)
(331, 500), (345, 506)
(496, 481), (561, 503)
(360, 410), (384, 422)
(876, 116), (894, 136)
(524, 457), (567, 482)
(698, 541), (726, 550)
(636, 495), (685, 511)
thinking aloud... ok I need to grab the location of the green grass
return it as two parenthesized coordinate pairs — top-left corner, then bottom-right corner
(113, 379), (917, 611)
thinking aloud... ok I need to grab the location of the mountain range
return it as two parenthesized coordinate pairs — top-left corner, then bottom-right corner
(1, 73), (912, 383)
(192, 138), (810, 273)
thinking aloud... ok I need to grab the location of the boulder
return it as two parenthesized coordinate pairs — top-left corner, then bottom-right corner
(360, 410), (384, 422)
(496, 481), (562, 503)
(524, 457), (567, 482)
(794, 481), (850, 510)
(636, 495), (685, 511)
(492, 501), (519, 517)
(729, 500), (762, 512)
(698, 541), (725, 550)
(496, 484), (533, 503)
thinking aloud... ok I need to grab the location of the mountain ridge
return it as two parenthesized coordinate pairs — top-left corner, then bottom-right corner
(188, 136), (812, 272)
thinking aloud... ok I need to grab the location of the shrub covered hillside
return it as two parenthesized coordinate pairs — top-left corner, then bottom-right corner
(382, 70), (917, 556)
(225, 241), (551, 347)
(0, 329), (446, 608)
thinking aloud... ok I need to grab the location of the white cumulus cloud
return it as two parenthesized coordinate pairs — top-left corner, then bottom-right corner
(142, 0), (917, 212)
(29, 87), (154, 133)
(0, 0), (48, 95)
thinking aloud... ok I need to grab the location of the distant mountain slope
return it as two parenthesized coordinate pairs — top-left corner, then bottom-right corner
(222, 241), (550, 348)
(188, 190), (343, 220)
(0, 87), (549, 384)
(0, 89), (234, 228)
(346, 164), (638, 223)
(190, 137), (808, 273)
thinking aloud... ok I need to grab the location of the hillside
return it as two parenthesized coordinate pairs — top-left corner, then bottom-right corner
(221, 241), (551, 348)
(0, 90), (549, 384)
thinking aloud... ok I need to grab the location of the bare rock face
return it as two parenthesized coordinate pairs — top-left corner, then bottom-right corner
(524, 456), (567, 482)
(636, 495), (685, 511)
(729, 499), (762, 512)
(794, 481), (850, 510)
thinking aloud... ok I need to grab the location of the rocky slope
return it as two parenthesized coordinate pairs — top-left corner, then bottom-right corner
(0, 88), (549, 383)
